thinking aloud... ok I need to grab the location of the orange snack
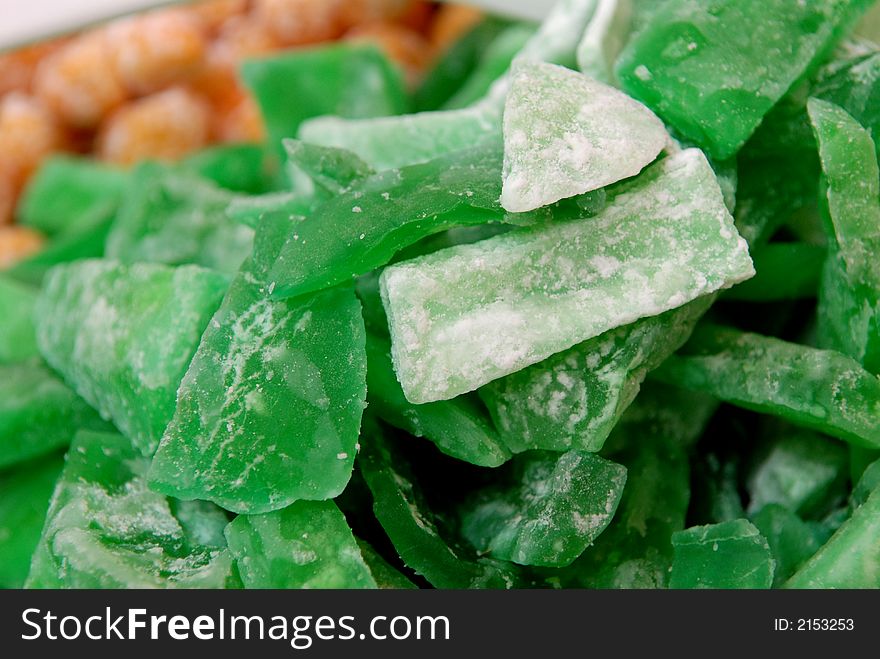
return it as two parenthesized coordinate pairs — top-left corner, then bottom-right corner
(33, 30), (128, 130)
(0, 175), (15, 226)
(343, 0), (415, 27)
(253, 0), (348, 46)
(429, 3), (483, 50)
(0, 40), (66, 97)
(187, 0), (249, 34)
(0, 92), (63, 186)
(214, 93), (265, 143)
(0, 225), (45, 268)
(97, 87), (211, 165)
(346, 22), (432, 85)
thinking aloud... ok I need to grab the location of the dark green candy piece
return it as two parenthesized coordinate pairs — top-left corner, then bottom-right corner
(0, 454), (64, 588)
(652, 324), (880, 450)
(149, 214), (367, 514)
(0, 275), (39, 363)
(724, 243), (825, 302)
(183, 143), (273, 195)
(366, 333), (510, 467)
(0, 360), (108, 469)
(26, 430), (238, 589)
(670, 519), (775, 589)
(35, 260), (228, 455)
(224, 501), (377, 589)
(851, 459), (880, 510)
(459, 451), (627, 567)
(617, 0), (872, 159)
(355, 539), (416, 589)
(751, 504), (830, 587)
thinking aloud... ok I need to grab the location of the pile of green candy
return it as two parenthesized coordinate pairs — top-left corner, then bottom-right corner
(3, 0), (880, 590)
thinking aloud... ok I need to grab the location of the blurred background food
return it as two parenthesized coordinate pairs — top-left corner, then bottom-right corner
(0, 0), (486, 259)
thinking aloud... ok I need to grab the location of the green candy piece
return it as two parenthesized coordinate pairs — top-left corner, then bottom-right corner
(0, 360), (108, 469)
(786, 482), (880, 588)
(183, 143), (272, 195)
(724, 243), (826, 302)
(652, 324), (880, 450)
(355, 540), (416, 589)
(35, 260), (228, 456)
(851, 459), (880, 510)
(746, 431), (848, 519)
(0, 275), (39, 363)
(105, 163), (254, 276)
(359, 421), (521, 589)
(617, 0), (872, 160)
(517, 0), (603, 69)
(459, 450), (626, 567)
(576, 0), (632, 85)
(224, 501), (377, 589)
(283, 139), (374, 198)
(0, 454), (64, 588)
(268, 140), (504, 300)
(17, 155), (128, 236)
(669, 519), (775, 589)
(480, 297), (710, 454)
(366, 333), (510, 467)
(27, 430), (238, 589)
(751, 504), (829, 587)
(808, 98), (880, 372)
(241, 43), (406, 162)
(500, 60), (666, 213)
(381, 148), (754, 404)
(149, 215), (367, 514)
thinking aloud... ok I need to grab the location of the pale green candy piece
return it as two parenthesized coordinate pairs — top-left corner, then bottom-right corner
(516, 0), (600, 68)
(0, 275), (39, 363)
(26, 430), (238, 589)
(224, 501), (377, 589)
(500, 60), (666, 213)
(381, 148), (754, 404)
(670, 519), (775, 589)
(786, 482), (880, 588)
(34, 260), (228, 455)
(149, 214), (367, 514)
(480, 297), (710, 453)
(576, 0), (633, 85)
(459, 450), (626, 567)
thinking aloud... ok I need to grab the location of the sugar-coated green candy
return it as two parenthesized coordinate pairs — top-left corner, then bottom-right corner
(500, 60), (666, 213)
(724, 243), (826, 302)
(517, 0), (603, 69)
(224, 501), (377, 589)
(653, 324), (880, 450)
(27, 430), (238, 589)
(183, 143), (272, 195)
(17, 155), (127, 236)
(105, 163), (254, 276)
(786, 482), (880, 588)
(268, 140), (504, 300)
(480, 297), (710, 454)
(366, 333), (510, 467)
(359, 421), (522, 589)
(670, 519), (775, 589)
(283, 139), (374, 198)
(242, 43), (406, 162)
(382, 148), (754, 404)
(746, 432), (848, 519)
(149, 214), (367, 514)
(35, 260), (228, 456)
(0, 361), (109, 469)
(617, 0), (872, 160)
(576, 0), (632, 85)
(0, 454), (64, 588)
(460, 450), (626, 567)
(355, 539), (416, 589)
(0, 275), (39, 363)
(751, 504), (829, 587)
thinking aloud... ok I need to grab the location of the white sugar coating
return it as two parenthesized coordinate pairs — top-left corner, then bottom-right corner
(501, 60), (668, 213)
(381, 149), (755, 404)
(576, 0), (633, 84)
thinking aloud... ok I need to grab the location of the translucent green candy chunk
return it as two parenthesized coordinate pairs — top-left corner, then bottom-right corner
(27, 430), (238, 589)
(808, 99), (880, 373)
(149, 215), (367, 514)
(0, 361), (109, 469)
(382, 148), (754, 403)
(459, 451), (626, 567)
(355, 539), (416, 589)
(35, 260), (228, 455)
(617, 0), (873, 160)
(366, 333), (510, 467)
(751, 504), (829, 587)
(669, 519), (775, 589)
(480, 297), (710, 453)
(225, 501), (377, 589)
(182, 144), (272, 195)
(787, 483), (880, 588)
(268, 140), (504, 300)
(653, 324), (880, 450)
(576, 0), (632, 85)
(105, 163), (254, 276)
(359, 421), (522, 589)
(0, 455), (64, 588)
(501, 60), (665, 213)
(0, 275), (39, 363)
